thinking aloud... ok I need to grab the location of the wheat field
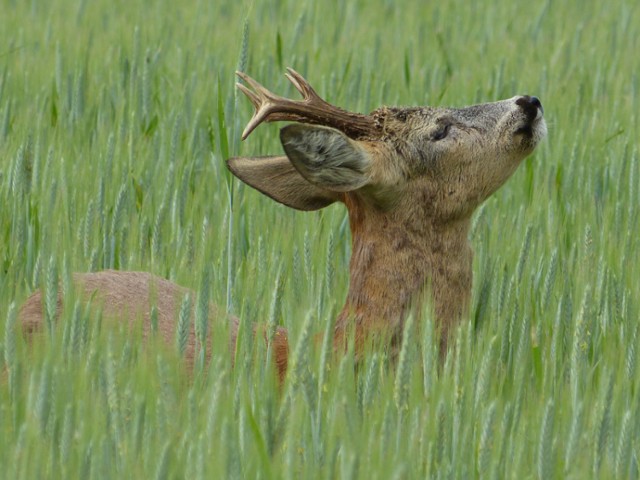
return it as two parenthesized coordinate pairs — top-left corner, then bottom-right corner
(1, 0), (639, 478)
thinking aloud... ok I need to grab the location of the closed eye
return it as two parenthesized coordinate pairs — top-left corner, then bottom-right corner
(431, 124), (450, 141)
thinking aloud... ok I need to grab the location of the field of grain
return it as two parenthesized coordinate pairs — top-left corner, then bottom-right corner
(1, 0), (639, 477)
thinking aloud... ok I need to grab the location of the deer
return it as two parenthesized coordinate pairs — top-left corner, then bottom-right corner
(18, 68), (546, 382)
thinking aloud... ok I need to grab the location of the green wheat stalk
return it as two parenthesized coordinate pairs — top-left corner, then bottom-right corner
(155, 441), (171, 480)
(615, 409), (632, 478)
(593, 375), (614, 475)
(542, 249), (558, 311)
(176, 293), (192, 358)
(421, 313), (435, 399)
(477, 401), (496, 476)
(45, 255), (59, 336)
(537, 400), (555, 480)
(394, 314), (415, 413)
(35, 365), (51, 434)
(59, 404), (73, 465)
(360, 353), (380, 414)
(105, 336), (123, 451)
(515, 225), (533, 282)
(474, 336), (497, 413)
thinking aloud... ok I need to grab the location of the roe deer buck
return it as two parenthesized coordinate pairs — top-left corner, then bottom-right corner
(19, 68), (546, 381)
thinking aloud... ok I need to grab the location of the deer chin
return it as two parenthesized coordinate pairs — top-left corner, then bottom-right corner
(514, 117), (547, 151)
(532, 116), (548, 143)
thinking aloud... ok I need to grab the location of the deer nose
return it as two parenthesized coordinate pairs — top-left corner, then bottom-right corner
(530, 96), (543, 114)
(516, 95), (544, 117)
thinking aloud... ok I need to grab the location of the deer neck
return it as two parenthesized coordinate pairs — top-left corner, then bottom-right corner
(335, 199), (473, 345)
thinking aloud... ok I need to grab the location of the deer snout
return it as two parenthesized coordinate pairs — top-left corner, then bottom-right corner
(516, 95), (544, 119)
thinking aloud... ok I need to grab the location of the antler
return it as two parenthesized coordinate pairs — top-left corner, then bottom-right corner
(236, 68), (380, 141)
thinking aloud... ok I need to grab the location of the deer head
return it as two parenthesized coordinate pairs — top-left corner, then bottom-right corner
(228, 69), (546, 352)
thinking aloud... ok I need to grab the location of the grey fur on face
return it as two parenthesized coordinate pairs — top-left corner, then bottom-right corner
(354, 96), (548, 219)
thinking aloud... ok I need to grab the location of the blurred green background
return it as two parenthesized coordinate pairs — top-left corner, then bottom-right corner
(0, 0), (638, 477)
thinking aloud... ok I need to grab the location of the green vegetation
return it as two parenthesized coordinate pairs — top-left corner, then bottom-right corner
(1, 0), (639, 477)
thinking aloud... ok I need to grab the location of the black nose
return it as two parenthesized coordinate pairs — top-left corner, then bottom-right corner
(530, 96), (543, 114)
(516, 95), (544, 116)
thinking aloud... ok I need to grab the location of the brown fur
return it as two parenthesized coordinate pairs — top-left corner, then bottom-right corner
(19, 71), (546, 380)
(19, 271), (289, 382)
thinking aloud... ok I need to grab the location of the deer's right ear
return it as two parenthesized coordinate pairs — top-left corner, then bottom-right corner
(226, 156), (340, 211)
(280, 124), (371, 192)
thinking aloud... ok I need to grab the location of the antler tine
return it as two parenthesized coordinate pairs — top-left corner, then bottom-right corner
(235, 82), (270, 140)
(236, 71), (284, 140)
(235, 70), (274, 100)
(284, 67), (321, 102)
(235, 82), (261, 110)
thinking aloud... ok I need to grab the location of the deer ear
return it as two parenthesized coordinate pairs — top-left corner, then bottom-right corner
(280, 124), (371, 192)
(226, 155), (339, 211)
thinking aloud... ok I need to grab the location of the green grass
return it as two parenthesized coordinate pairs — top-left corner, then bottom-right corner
(1, 0), (639, 477)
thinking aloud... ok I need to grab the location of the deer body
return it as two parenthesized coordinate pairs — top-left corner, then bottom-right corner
(19, 69), (546, 378)
(19, 270), (290, 379)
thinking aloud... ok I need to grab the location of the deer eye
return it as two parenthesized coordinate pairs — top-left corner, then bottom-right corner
(431, 124), (450, 141)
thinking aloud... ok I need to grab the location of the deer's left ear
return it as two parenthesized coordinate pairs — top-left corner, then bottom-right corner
(226, 155), (340, 211)
(280, 124), (372, 192)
